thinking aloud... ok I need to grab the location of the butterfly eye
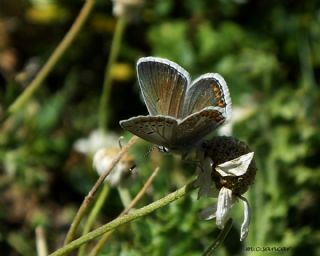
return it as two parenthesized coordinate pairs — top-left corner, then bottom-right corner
(158, 146), (169, 153)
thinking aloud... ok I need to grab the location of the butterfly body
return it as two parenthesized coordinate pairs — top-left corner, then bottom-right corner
(120, 57), (232, 153)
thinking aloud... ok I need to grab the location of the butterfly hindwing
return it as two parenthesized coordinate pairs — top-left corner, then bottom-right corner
(176, 108), (226, 147)
(120, 116), (178, 148)
(183, 73), (231, 120)
(137, 57), (190, 118)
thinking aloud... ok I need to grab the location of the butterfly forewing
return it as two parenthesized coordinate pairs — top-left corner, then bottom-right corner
(175, 108), (226, 147)
(120, 116), (178, 148)
(137, 57), (190, 118)
(182, 73), (231, 119)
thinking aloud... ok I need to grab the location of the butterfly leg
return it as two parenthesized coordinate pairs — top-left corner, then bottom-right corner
(118, 136), (125, 149)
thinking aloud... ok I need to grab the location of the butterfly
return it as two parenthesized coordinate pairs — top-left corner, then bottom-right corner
(120, 57), (232, 154)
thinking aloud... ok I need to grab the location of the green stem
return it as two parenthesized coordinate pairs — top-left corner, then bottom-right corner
(90, 167), (160, 256)
(8, 0), (95, 115)
(98, 16), (127, 131)
(50, 181), (196, 256)
(117, 186), (132, 208)
(78, 185), (110, 256)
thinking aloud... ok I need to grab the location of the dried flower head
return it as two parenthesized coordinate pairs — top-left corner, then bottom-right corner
(203, 136), (257, 195)
(93, 148), (136, 187)
(196, 136), (257, 241)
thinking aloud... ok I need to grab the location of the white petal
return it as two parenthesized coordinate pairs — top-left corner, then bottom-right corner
(195, 157), (215, 198)
(93, 149), (112, 175)
(199, 204), (217, 220)
(239, 195), (251, 241)
(93, 149), (120, 185)
(216, 187), (234, 229)
(215, 152), (254, 177)
(73, 130), (118, 154)
(105, 164), (123, 186)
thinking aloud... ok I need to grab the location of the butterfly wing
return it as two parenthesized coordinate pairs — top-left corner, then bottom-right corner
(119, 116), (178, 148)
(175, 108), (226, 148)
(182, 73), (231, 120)
(137, 57), (190, 118)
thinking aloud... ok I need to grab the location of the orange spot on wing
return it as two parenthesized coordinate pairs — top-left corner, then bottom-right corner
(212, 83), (227, 108)
(218, 100), (226, 107)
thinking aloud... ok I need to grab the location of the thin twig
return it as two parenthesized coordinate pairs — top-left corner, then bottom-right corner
(36, 226), (48, 256)
(63, 136), (140, 245)
(8, 0), (95, 115)
(78, 185), (110, 256)
(122, 167), (160, 215)
(202, 219), (233, 256)
(49, 180), (196, 256)
(89, 167), (160, 255)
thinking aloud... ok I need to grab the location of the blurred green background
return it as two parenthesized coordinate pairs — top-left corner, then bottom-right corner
(0, 0), (320, 255)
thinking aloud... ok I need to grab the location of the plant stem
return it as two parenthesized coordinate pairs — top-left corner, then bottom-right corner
(202, 219), (233, 256)
(35, 226), (48, 256)
(50, 180), (196, 256)
(117, 186), (132, 208)
(98, 16), (127, 131)
(89, 167), (160, 256)
(78, 185), (110, 256)
(8, 0), (95, 115)
(122, 167), (160, 215)
(63, 136), (139, 245)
